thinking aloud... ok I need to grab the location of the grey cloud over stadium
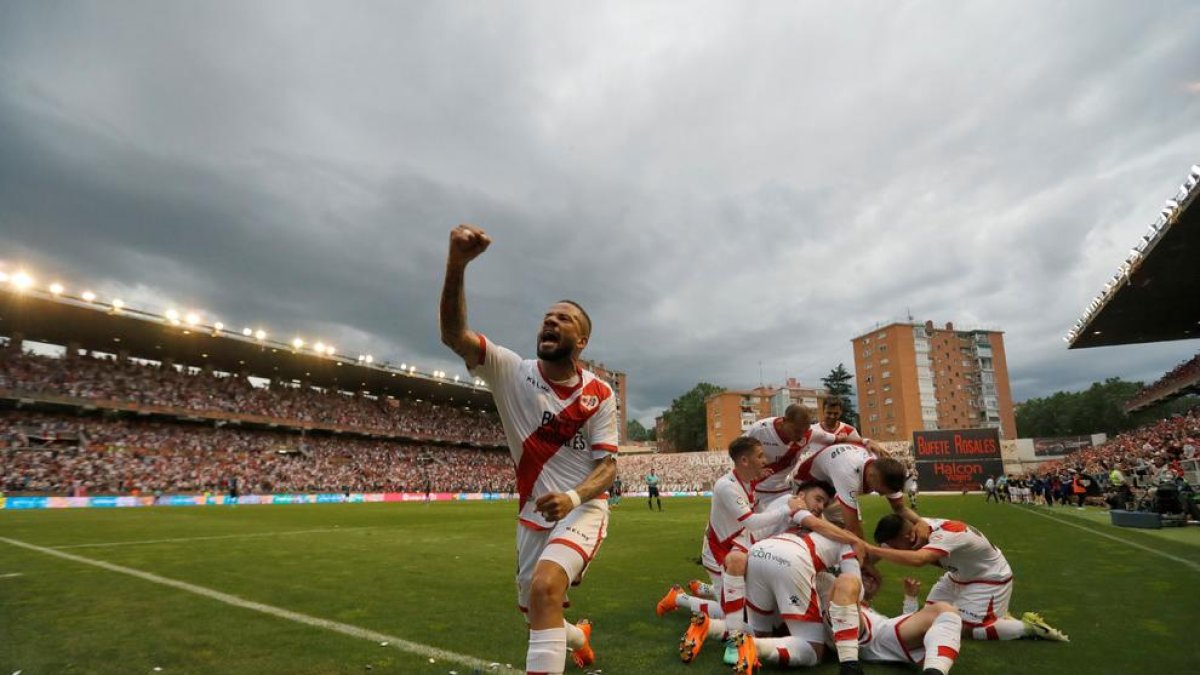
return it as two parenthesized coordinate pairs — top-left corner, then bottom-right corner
(2, 1), (1199, 427)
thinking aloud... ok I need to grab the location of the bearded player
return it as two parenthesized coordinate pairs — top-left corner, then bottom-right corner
(807, 398), (889, 457)
(440, 224), (618, 674)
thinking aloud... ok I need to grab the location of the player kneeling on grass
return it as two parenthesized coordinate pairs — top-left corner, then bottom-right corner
(657, 439), (820, 637)
(869, 515), (1069, 643)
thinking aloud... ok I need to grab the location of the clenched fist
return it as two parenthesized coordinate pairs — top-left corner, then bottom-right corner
(448, 224), (491, 265)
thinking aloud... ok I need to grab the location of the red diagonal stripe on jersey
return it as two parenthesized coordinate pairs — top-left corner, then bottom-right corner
(705, 524), (745, 567)
(516, 379), (611, 510)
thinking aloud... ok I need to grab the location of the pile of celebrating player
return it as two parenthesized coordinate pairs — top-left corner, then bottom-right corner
(655, 402), (1069, 674)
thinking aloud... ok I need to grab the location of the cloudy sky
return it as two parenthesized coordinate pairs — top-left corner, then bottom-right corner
(2, 1), (1198, 425)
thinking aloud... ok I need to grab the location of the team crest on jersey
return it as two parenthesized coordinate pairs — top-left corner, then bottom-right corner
(580, 394), (600, 411)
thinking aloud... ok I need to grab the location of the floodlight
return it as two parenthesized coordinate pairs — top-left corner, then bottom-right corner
(0, 271), (7, 283)
(326, 345), (336, 355)
(255, 329), (266, 340)
(166, 309), (179, 321)
(112, 299), (125, 309)
(242, 327), (253, 336)
(314, 342), (326, 353)
(185, 312), (199, 326)
(454, 375), (460, 382)
(214, 322), (224, 331)
(82, 290), (96, 302)
(365, 355), (374, 364)
(12, 272), (33, 289)
(49, 282), (64, 295)
(400, 363), (407, 370)
(292, 338), (304, 349)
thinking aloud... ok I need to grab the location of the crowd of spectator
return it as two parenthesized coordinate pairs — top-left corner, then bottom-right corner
(999, 408), (1200, 516)
(1037, 408), (1198, 483)
(2, 412), (514, 496)
(1124, 354), (1200, 411)
(615, 452), (730, 492)
(0, 348), (505, 445)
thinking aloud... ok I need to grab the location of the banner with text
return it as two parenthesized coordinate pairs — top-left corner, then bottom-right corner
(913, 428), (1004, 491)
(1032, 435), (1094, 458)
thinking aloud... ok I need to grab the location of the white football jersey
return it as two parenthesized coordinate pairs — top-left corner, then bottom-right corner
(766, 531), (859, 575)
(470, 335), (618, 530)
(703, 470), (758, 567)
(920, 518), (1012, 583)
(744, 417), (811, 497)
(794, 443), (901, 515)
(806, 421), (863, 455)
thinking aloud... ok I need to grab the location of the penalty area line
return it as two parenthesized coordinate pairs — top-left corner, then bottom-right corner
(1013, 506), (1200, 573)
(0, 536), (519, 674)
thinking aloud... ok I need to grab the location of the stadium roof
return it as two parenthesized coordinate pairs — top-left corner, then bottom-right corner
(0, 289), (495, 410)
(1068, 164), (1200, 349)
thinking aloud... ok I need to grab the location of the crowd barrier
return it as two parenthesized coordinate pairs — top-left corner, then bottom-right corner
(0, 492), (520, 510)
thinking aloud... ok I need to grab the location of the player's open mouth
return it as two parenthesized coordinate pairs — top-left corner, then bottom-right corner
(539, 330), (559, 343)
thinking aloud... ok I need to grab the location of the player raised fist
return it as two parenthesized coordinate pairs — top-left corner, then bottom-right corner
(447, 224), (491, 265)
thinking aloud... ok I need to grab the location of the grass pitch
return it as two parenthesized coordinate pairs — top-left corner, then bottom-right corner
(2, 496), (1198, 674)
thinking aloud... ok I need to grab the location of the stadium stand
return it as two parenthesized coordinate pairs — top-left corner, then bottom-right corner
(2, 411), (514, 496)
(1123, 353), (1200, 413)
(0, 347), (505, 445)
(1035, 408), (1198, 485)
(615, 452), (731, 493)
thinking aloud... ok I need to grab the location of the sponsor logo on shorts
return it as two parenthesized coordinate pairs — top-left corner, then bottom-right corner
(750, 548), (792, 567)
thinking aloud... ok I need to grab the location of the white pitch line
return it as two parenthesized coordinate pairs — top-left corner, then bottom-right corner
(0, 572), (24, 578)
(1014, 506), (1200, 573)
(52, 527), (374, 550)
(0, 537), (519, 674)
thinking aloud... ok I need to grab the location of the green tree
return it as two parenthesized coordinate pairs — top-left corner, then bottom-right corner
(663, 382), (725, 452)
(821, 363), (858, 427)
(1015, 378), (1197, 437)
(626, 419), (650, 442)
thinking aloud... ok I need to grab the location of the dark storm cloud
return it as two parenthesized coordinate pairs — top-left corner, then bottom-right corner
(2, 1), (1198, 425)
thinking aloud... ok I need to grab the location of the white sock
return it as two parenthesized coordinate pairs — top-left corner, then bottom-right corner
(828, 603), (860, 662)
(756, 636), (819, 666)
(922, 612), (962, 673)
(677, 592), (725, 618)
(526, 627), (566, 674)
(971, 619), (1026, 641)
(707, 617), (729, 639)
(720, 574), (747, 634)
(562, 620), (585, 651)
(694, 581), (716, 598)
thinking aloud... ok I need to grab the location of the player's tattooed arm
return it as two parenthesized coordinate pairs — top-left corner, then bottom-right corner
(534, 456), (617, 521)
(440, 224), (492, 366)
